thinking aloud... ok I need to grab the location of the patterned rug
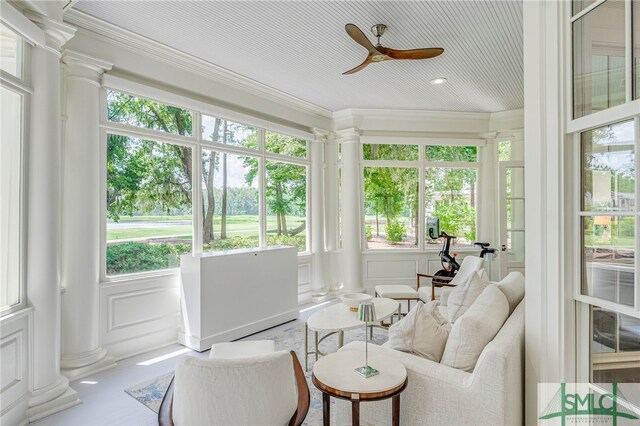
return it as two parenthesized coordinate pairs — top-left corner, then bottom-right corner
(124, 321), (389, 425)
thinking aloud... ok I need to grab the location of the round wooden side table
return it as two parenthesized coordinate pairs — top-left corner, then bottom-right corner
(312, 350), (408, 426)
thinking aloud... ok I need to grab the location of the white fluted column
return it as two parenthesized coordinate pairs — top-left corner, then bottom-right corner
(324, 133), (340, 291)
(336, 129), (364, 293)
(310, 129), (328, 296)
(59, 51), (115, 380)
(25, 12), (80, 422)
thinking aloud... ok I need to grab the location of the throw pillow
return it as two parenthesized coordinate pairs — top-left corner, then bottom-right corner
(387, 300), (423, 353)
(492, 271), (525, 315)
(446, 272), (487, 323)
(440, 285), (509, 372)
(412, 301), (452, 361)
(388, 300), (452, 362)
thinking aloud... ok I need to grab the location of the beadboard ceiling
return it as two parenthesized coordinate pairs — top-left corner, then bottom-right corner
(72, 1), (523, 113)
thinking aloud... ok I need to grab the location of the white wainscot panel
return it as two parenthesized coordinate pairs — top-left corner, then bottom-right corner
(363, 254), (421, 293)
(101, 273), (180, 360)
(297, 258), (312, 304)
(0, 309), (31, 425)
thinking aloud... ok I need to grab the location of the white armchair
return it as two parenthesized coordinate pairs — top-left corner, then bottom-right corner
(158, 350), (309, 426)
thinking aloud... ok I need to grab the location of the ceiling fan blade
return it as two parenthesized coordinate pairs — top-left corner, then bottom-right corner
(379, 47), (444, 60)
(342, 56), (373, 75)
(345, 23), (379, 54)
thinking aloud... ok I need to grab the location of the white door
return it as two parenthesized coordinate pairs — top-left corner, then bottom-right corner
(499, 162), (525, 278)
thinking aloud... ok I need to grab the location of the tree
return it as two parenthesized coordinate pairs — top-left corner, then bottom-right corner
(243, 131), (307, 236)
(107, 92), (193, 223)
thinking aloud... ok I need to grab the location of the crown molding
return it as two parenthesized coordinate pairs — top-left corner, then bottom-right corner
(63, 9), (332, 120)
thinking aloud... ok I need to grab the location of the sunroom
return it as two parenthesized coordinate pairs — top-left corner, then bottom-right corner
(1, 0), (639, 425)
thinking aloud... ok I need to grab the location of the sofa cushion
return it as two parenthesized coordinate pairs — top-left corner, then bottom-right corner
(440, 285), (509, 372)
(387, 300), (452, 362)
(446, 272), (488, 323)
(491, 271), (525, 315)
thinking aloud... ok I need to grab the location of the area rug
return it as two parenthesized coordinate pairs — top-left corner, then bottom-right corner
(124, 321), (389, 425)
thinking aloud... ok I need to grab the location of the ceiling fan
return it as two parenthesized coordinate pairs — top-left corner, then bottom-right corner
(343, 23), (444, 75)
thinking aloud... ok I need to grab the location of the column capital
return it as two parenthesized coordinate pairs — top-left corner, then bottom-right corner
(481, 131), (498, 141)
(25, 11), (75, 55)
(62, 51), (112, 85)
(511, 128), (525, 141)
(311, 128), (330, 140)
(335, 128), (361, 143)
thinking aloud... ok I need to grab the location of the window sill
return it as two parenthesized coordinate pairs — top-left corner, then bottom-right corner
(101, 267), (180, 285)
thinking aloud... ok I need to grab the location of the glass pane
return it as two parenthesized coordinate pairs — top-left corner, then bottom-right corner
(0, 23), (22, 78)
(582, 216), (634, 306)
(201, 116), (257, 150)
(591, 306), (640, 383)
(425, 146), (477, 162)
(498, 140), (512, 161)
(106, 135), (192, 275)
(635, 0), (640, 100)
(573, 1), (626, 118)
(506, 167), (525, 198)
(265, 161), (307, 252)
(0, 88), (22, 309)
(506, 230), (525, 262)
(572, 0), (596, 16)
(364, 167), (419, 249)
(425, 168), (477, 247)
(582, 120), (635, 212)
(107, 91), (193, 136)
(265, 131), (307, 158)
(506, 199), (525, 230)
(202, 150), (259, 251)
(363, 144), (418, 161)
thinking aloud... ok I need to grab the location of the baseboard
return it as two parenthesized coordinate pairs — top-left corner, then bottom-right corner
(1, 393), (29, 426)
(179, 308), (300, 352)
(27, 387), (81, 423)
(61, 354), (117, 381)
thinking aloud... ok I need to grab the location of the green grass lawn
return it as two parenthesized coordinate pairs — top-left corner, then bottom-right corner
(107, 215), (306, 241)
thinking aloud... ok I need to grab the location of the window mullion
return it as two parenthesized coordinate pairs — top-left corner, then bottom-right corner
(193, 112), (203, 254)
(259, 129), (267, 248)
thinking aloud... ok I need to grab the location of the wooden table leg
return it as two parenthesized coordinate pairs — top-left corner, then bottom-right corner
(322, 392), (330, 426)
(351, 400), (360, 426)
(392, 394), (400, 426)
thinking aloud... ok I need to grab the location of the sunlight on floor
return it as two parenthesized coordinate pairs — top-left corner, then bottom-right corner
(137, 348), (192, 366)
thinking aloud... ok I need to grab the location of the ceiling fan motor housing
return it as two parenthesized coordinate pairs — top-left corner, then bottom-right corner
(370, 24), (387, 38)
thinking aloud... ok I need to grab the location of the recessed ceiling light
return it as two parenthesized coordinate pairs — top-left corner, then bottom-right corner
(430, 77), (448, 85)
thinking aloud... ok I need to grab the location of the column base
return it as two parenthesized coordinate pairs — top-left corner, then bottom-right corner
(61, 348), (116, 381)
(27, 378), (80, 423)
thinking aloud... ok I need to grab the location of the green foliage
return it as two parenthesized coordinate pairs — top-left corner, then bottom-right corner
(106, 242), (191, 275)
(425, 146), (477, 162)
(386, 220), (406, 243)
(363, 144), (418, 161)
(365, 224), (373, 241)
(435, 199), (476, 242)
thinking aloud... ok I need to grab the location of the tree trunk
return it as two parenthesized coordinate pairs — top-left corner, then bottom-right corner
(275, 182), (287, 235)
(203, 119), (221, 243)
(376, 209), (380, 236)
(469, 178), (475, 207)
(220, 121), (228, 239)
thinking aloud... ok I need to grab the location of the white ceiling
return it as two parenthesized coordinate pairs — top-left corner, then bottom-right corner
(72, 1), (523, 113)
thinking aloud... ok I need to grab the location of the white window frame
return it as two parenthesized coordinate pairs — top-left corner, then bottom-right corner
(99, 84), (312, 282)
(361, 143), (480, 252)
(0, 22), (31, 316)
(567, 0), (640, 382)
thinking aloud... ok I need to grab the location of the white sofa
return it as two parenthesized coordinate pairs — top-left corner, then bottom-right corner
(334, 300), (524, 425)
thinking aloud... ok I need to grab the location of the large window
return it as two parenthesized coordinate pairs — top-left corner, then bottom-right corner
(362, 143), (478, 250)
(106, 135), (193, 275)
(571, 0), (639, 385)
(104, 92), (309, 277)
(1, 25), (25, 314)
